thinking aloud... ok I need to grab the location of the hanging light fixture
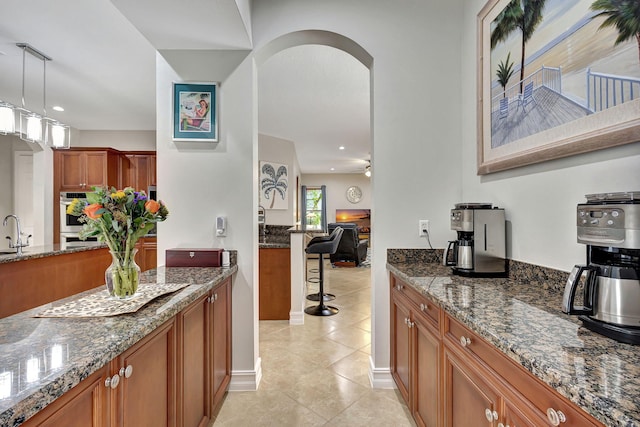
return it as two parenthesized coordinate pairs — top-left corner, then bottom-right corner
(0, 101), (15, 134)
(5, 43), (71, 148)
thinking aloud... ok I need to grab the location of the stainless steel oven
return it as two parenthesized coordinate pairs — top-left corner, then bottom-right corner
(60, 192), (88, 233)
(60, 233), (99, 249)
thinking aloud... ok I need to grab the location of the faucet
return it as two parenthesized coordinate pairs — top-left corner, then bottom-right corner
(3, 214), (30, 256)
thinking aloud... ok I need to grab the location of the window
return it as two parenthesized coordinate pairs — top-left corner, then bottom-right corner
(301, 185), (327, 231)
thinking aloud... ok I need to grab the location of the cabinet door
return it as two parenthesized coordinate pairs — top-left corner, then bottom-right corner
(503, 398), (547, 427)
(412, 314), (440, 427)
(443, 347), (500, 427)
(23, 366), (110, 427)
(114, 319), (176, 427)
(259, 248), (291, 320)
(211, 279), (231, 412)
(59, 151), (85, 190)
(84, 152), (108, 189)
(149, 155), (156, 186)
(179, 294), (211, 427)
(390, 291), (411, 404)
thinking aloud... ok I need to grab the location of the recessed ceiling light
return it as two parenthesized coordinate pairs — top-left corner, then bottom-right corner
(52, 106), (64, 112)
(338, 146), (345, 150)
(330, 167), (335, 171)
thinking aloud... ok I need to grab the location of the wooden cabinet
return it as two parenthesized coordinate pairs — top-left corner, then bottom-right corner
(178, 276), (232, 426)
(121, 153), (156, 191)
(389, 273), (605, 427)
(259, 247), (291, 320)
(112, 319), (176, 426)
(55, 149), (120, 191)
(210, 277), (232, 413)
(135, 236), (157, 272)
(390, 276), (441, 427)
(22, 366), (110, 427)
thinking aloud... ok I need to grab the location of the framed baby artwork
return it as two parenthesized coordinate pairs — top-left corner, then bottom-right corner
(477, 0), (640, 174)
(172, 82), (218, 142)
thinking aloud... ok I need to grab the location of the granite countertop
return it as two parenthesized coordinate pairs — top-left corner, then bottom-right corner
(387, 260), (639, 427)
(0, 243), (107, 264)
(0, 264), (237, 426)
(258, 242), (290, 249)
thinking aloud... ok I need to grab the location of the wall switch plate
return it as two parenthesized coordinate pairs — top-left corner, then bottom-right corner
(418, 220), (430, 237)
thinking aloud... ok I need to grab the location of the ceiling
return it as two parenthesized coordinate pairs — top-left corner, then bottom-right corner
(0, 0), (371, 174)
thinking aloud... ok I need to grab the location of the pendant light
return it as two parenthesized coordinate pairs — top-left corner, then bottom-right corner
(5, 43), (71, 148)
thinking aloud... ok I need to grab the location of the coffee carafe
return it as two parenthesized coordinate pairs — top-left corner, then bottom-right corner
(443, 203), (506, 277)
(562, 191), (640, 344)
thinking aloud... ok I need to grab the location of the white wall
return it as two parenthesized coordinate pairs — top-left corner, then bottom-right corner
(74, 130), (156, 151)
(155, 50), (260, 388)
(0, 138), (13, 231)
(301, 173), (371, 223)
(258, 133), (300, 226)
(461, 0), (640, 271)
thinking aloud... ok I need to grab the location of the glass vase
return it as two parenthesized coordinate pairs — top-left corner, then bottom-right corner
(105, 249), (140, 299)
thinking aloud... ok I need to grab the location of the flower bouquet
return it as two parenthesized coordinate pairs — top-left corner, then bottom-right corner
(66, 187), (169, 298)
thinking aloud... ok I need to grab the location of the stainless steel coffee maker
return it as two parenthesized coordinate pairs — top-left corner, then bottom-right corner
(562, 191), (640, 344)
(443, 203), (507, 277)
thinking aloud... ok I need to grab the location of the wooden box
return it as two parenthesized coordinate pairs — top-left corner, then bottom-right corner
(165, 248), (223, 267)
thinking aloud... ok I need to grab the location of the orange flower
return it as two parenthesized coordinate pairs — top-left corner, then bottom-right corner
(84, 203), (103, 220)
(145, 200), (160, 214)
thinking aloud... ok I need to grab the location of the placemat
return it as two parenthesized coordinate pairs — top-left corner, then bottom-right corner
(35, 283), (191, 318)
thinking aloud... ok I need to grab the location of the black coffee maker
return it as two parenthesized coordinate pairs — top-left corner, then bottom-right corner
(562, 192), (640, 344)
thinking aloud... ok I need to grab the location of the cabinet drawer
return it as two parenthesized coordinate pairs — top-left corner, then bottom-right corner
(391, 275), (440, 327)
(444, 314), (497, 369)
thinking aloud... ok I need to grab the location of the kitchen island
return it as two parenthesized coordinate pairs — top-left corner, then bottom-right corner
(0, 263), (237, 426)
(387, 250), (638, 427)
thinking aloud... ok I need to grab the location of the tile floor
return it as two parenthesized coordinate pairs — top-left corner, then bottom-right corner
(212, 258), (415, 426)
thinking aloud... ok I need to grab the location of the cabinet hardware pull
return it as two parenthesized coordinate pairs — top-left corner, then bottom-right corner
(105, 374), (120, 389)
(409, 321), (415, 328)
(420, 303), (426, 311)
(460, 336), (471, 347)
(485, 408), (498, 421)
(122, 365), (133, 378)
(546, 408), (567, 426)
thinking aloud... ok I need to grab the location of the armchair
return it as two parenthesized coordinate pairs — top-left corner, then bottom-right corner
(328, 223), (369, 266)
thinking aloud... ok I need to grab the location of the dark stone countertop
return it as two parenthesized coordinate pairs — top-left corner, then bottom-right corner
(0, 264), (237, 426)
(0, 243), (107, 264)
(387, 259), (639, 427)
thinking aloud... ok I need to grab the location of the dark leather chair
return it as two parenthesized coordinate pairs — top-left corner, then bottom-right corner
(328, 223), (368, 266)
(305, 226), (344, 316)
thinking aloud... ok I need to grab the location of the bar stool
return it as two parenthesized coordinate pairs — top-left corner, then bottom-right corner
(304, 226), (343, 316)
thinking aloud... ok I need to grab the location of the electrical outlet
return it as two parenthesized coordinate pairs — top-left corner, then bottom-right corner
(418, 220), (430, 237)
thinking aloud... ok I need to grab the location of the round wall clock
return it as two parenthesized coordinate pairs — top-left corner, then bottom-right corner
(346, 186), (363, 204)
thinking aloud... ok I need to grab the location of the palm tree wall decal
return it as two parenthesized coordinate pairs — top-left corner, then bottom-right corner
(590, 0), (640, 67)
(261, 163), (288, 209)
(491, 0), (547, 93)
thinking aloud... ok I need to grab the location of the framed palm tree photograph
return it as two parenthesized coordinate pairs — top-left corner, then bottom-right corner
(172, 82), (218, 142)
(477, 0), (640, 174)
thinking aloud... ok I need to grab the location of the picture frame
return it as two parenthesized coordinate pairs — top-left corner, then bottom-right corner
(477, 0), (640, 175)
(172, 82), (218, 142)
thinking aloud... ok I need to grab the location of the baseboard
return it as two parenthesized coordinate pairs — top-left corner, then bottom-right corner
(368, 356), (396, 389)
(289, 311), (305, 325)
(229, 357), (262, 391)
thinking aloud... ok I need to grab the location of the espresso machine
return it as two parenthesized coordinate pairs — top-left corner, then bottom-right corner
(443, 203), (507, 277)
(562, 191), (640, 344)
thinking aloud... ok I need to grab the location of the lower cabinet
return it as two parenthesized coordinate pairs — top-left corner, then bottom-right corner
(134, 236), (157, 272)
(178, 276), (232, 426)
(23, 278), (232, 427)
(390, 273), (605, 427)
(112, 319), (176, 426)
(390, 276), (441, 427)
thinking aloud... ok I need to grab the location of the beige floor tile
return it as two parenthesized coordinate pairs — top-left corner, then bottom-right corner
(213, 254), (415, 426)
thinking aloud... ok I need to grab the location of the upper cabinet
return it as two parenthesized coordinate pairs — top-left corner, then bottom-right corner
(55, 149), (120, 191)
(121, 152), (156, 191)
